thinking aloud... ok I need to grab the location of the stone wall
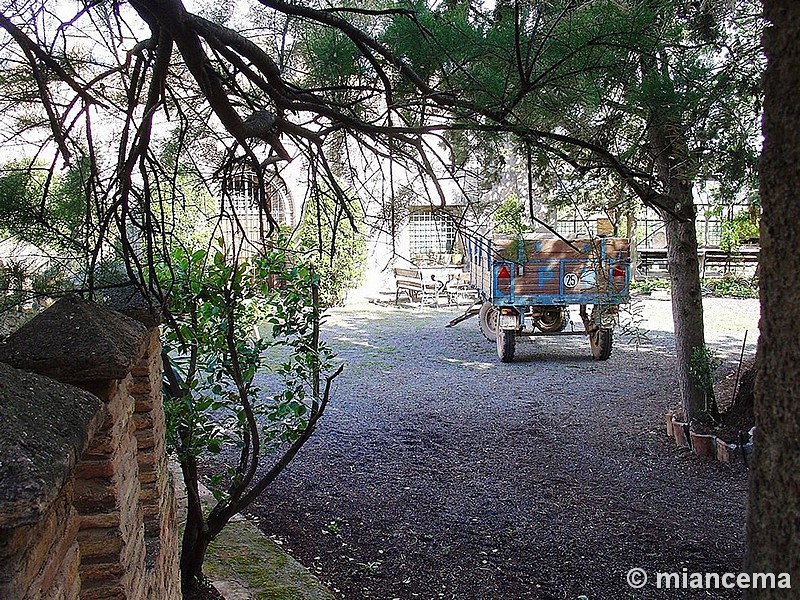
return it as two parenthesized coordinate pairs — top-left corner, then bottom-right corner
(0, 296), (180, 600)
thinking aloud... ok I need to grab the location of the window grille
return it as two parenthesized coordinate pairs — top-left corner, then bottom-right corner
(226, 169), (290, 226)
(554, 217), (593, 238)
(409, 210), (456, 254)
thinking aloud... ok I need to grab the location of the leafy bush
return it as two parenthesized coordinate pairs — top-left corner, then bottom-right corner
(162, 245), (335, 462)
(494, 194), (531, 237)
(295, 189), (366, 308)
(159, 244), (341, 583)
(689, 345), (723, 424)
(629, 277), (671, 294)
(719, 208), (759, 253)
(630, 275), (758, 298)
(703, 275), (758, 298)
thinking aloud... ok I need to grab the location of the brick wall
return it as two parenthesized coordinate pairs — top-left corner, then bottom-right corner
(0, 296), (181, 600)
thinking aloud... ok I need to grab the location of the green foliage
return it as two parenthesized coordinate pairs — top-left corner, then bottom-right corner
(689, 344), (723, 424)
(0, 261), (31, 312)
(633, 275), (758, 298)
(157, 128), (220, 249)
(703, 275), (759, 299)
(689, 345), (723, 392)
(0, 158), (96, 306)
(0, 159), (88, 250)
(295, 189), (367, 308)
(291, 0), (761, 245)
(160, 245), (335, 475)
(493, 195), (530, 237)
(0, 260), (73, 339)
(303, 27), (364, 86)
(629, 277), (671, 294)
(159, 240), (342, 581)
(719, 209), (760, 253)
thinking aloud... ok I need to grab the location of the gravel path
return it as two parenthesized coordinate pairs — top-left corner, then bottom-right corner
(249, 296), (760, 600)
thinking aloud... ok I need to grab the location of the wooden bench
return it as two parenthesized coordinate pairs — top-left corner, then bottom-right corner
(698, 247), (759, 277)
(638, 246), (759, 278)
(637, 248), (669, 277)
(394, 268), (445, 305)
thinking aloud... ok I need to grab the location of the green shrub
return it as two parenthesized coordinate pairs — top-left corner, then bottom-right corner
(494, 194), (531, 237)
(689, 345), (723, 424)
(703, 275), (758, 298)
(295, 190), (366, 308)
(629, 277), (671, 294)
(159, 243), (341, 584)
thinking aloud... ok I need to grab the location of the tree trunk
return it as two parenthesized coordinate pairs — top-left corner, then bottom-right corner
(179, 457), (212, 589)
(745, 1), (800, 595)
(663, 199), (708, 423)
(640, 45), (709, 424)
(647, 125), (709, 423)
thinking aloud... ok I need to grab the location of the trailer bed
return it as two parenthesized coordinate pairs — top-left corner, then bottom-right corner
(467, 235), (630, 305)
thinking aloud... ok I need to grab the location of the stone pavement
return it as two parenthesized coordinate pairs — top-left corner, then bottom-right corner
(172, 463), (335, 600)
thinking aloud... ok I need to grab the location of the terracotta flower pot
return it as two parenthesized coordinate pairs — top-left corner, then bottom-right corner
(673, 420), (689, 448)
(690, 431), (716, 458)
(716, 438), (734, 463)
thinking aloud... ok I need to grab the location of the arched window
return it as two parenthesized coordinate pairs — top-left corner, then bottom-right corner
(224, 166), (293, 227)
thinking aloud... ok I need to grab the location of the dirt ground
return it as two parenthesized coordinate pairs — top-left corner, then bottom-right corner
(245, 296), (760, 600)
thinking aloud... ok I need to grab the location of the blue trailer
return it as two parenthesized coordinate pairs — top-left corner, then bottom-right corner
(466, 235), (631, 362)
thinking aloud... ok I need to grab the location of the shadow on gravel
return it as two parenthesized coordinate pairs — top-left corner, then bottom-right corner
(242, 298), (759, 600)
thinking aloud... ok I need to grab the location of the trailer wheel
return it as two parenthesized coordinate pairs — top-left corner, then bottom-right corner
(589, 328), (613, 361)
(478, 301), (499, 342)
(535, 307), (569, 333)
(497, 328), (516, 362)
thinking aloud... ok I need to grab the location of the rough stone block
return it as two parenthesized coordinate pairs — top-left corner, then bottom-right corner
(81, 431), (115, 459)
(135, 430), (156, 449)
(1, 298), (178, 600)
(0, 363), (103, 528)
(140, 488), (160, 504)
(54, 540), (81, 600)
(103, 286), (164, 329)
(77, 580), (127, 600)
(74, 459), (116, 480)
(138, 471), (157, 486)
(137, 452), (158, 469)
(36, 513), (80, 595)
(0, 521), (29, 562)
(131, 350), (159, 373)
(133, 412), (154, 431)
(129, 375), (156, 395)
(0, 296), (149, 384)
(73, 477), (116, 514)
(79, 512), (120, 530)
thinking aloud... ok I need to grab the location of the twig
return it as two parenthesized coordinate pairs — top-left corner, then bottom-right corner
(732, 330), (748, 405)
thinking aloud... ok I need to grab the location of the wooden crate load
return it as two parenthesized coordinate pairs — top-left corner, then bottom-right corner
(468, 235), (630, 300)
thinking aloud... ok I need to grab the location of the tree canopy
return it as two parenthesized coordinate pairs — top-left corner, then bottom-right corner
(0, 0), (762, 249)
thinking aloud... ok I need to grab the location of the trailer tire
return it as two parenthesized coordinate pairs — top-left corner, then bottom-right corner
(589, 328), (613, 361)
(497, 328), (516, 362)
(478, 301), (499, 342)
(535, 307), (569, 333)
